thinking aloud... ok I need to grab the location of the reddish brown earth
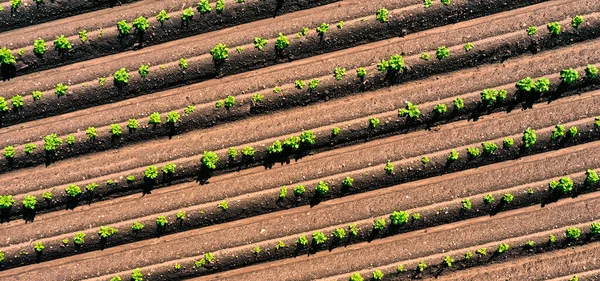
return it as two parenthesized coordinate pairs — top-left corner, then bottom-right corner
(0, 1), (599, 280)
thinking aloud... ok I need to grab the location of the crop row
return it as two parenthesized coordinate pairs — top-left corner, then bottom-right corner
(85, 193), (600, 281)
(0, 0), (578, 124)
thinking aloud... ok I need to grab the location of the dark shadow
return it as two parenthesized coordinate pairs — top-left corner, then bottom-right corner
(23, 208), (37, 222)
(195, 167), (213, 185)
(142, 177), (156, 194)
(99, 237), (107, 250)
(35, 251), (43, 263)
(1, 64), (17, 81)
(65, 196), (80, 210)
(0, 207), (11, 223)
(273, 0), (284, 17)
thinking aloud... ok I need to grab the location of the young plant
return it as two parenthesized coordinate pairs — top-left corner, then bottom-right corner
(166, 111), (181, 125)
(181, 7), (195, 23)
(252, 246), (261, 255)
(98, 226), (118, 239)
(464, 42), (474, 51)
(132, 16), (149, 34)
(85, 183), (98, 192)
(44, 133), (63, 152)
(551, 124), (566, 140)
(162, 163), (176, 175)
(467, 147), (480, 158)
(572, 15), (584, 28)
(453, 97), (465, 111)
(224, 95), (235, 108)
(585, 64), (598, 79)
(373, 218), (386, 230)
(295, 80), (305, 89)
(156, 216), (168, 227)
(254, 37), (268, 50)
(22, 195), (37, 210)
(441, 0), (450, 5)
(342, 176), (354, 188)
(420, 51), (430, 60)
(417, 260), (427, 272)
(384, 161), (395, 175)
(316, 23), (329, 36)
(447, 149), (459, 162)
(398, 102), (421, 119)
(218, 200), (229, 210)
(560, 68), (579, 84)
(423, 0), (433, 8)
(502, 193), (514, 204)
(369, 117), (381, 128)
(179, 58), (188, 70)
(390, 211), (409, 225)
(148, 112), (161, 125)
(0, 47), (15, 66)
(349, 273), (363, 281)
(65, 184), (82, 197)
(482, 142), (498, 154)
(156, 10), (170, 25)
(332, 228), (347, 240)
(372, 270), (384, 280)
(201, 151), (219, 169)
(33, 39), (46, 56)
(483, 193), (494, 205)
(3, 146), (14, 159)
(566, 227), (581, 239)
(34, 241), (44, 253)
(0, 195), (15, 209)
(516, 77), (534, 92)
(444, 255), (455, 267)
(315, 181), (329, 195)
(433, 104), (447, 115)
(176, 210), (186, 220)
(300, 130), (316, 145)
(336, 21), (344, 29)
(86, 127), (97, 140)
(128, 119), (139, 130)
(356, 67), (367, 78)
(421, 156), (430, 166)
(334, 67), (346, 80)
(503, 137), (514, 148)
(275, 33), (290, 52)
(241, 146), (255, 158)
(480, 89), (498, 105)
(293, 185), (306, 196)
(110, 124), (122, 137)
(184, 105), (196, 114)
(376, 8), (389, 23)
(522, 128), (537, 148)
(32, 90), (43, 100)
(197, 0), (211, 13)
(144, 166), (158, 180)
(24, 143), (36, 154)
(215, 0), (224, 13)
(73, 232), (86, 245)
(211, 43), (229, 61)
(55, 83), (68, 96)
(461, 198), (472, 210)
(548, 177), (574, 193)
(436, 46), (450, 60)
(497, 243), (509, 253)
(308, 79), (319, 90)
(586, 169), (599, 185)
(113, 68), (130, 85)
(138, 64), (150, 77)
(547, 22), (561, 35)
(526, 26), (537, 36)
(117, 20), (132, 36)
(132, 222), (144, 232)
(131, 269), (143, 281)
(477, 247), (487, 256)
(279, 186), (287, 199)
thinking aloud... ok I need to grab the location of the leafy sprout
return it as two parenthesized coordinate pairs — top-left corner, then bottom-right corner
(55, 83), (68, 96)
(369, 117), (381, 128)
(316, 23), (329, 35)
(526, 26), (537, 36)
(24, 144), (36, 154)
(295, 80), (305, 89)
(211, 43), (228, 61)
(376, 8), (389, 23)
(585, 64), (598, 79)
(503, 137), (514, 148)
(275, 33), (290, 51)
(566, 227), (581, 239)
(202, 151), (219, 169)
(436, 46), (450, 60)
(398, 102), (421, 119)
(54, 35), (72, 52)
(551, 124), (566, 140)
(127, 119), (139, 130)
(483, 194), (494, 205)
(44, 133), (62, 152)
(447, 149), (459, 162)
(144, 166), (158, 180)
(156, 10), (170, 24)
(32, 90), (43, 100)
(254, 37), (268, 50)
(33, 39), (46, 56)
(23, 195), (37, 210)
(65, 184), (82, 197)
(117, 20), (132, 35)
(522, 128), (537, 148)
(197, 0), (211, 14)
(132, 16), (149, 33)
(560, 68), (579, 84)
(497, 243), (509, 253)
(516, 77), (534, 92)
(156, 216), (168, 227)
(315, 181), (329, 195)
(293, 185), (306, 196)
(215, 0), (224, 13)
(181, 7), (195, 22)
(356, 67), (367, 78)
(572, 16), (584, 28)
(308, 79), (319, 90)
(586, 169), (599, 185)
(420, 52), (430, 60)
(390, 211), (409, 225)
(384, 161), (394, 175)
(138, 64), (150, 77)
(86, 127), (97, 140)
(166, 111), (181, 124)
(334, 67), (347, 80)
(113, 68), (130, 85)
(162, 163), (176, 175)
(98, 226), (118, 239)
(547, 22), (561, 35)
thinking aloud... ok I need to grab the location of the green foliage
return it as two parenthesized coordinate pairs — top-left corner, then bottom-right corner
(197, 0), (211, 14)
(295, 80), (305, 89)
(128, 119), (139, 129)
(156, 216), (168, 227)
(211, 43), (228, 61)
(526, 26), (537, 36)
(453, 97), (465, 111)
(215, 100), (224, 108)
(441, 0), (450, 5)
(585, 64), (598, 79)
(217, 200), (228, 210)
(497, 243), (509, 253)
(138, 64), (150, 78)
(548, 177), (573, 193)
(227, 147), (237, 160)
(284, 136), (301, 149)
(417, 260), (427, 272)
(98, 77), (106, 86)
(113, 68), (130, 85)
(44, 133), (63, 152)
(522, 128), (537, 148)
(308, 79), (319, 90)
(421, 156), (430, 166)
(483, 193), (494, 205)
(503, 137), (514, 148)
(0, 47), (15, 66)
(342, 176), (354, 188)
(0, 98), (7, 112)
(420, 52), (430, 60)
(293, 185), (305, 196)
(215, 0), (224, 13)
(32, 90), (43, 100)
(148, 112), (161, 125)
(224, 95), (235, 108)
(590, 222), (600, 234)
(332, 228), (346, 240)
(3, 146), (14, 159)
(132, 222), (144, 232)
(42, 191), (52, 200)
(202, 151), (219, 169)
(86, 127), (97, 140)
(413, 213), (421, 220)
(184, 105), (195, 114)
(586, 169), (599, 185)
(482, 142), (498, 154)
(34, 241), (44, 252)
(315, 181), (329, 195)
(23, 195), (37, 210)
(252, 93), (264, 104)
(423, 0), (433, 8)
(254, 37), (268, 50)
(73, 232), (86, 245)
(126, 175), (135, 182)
(267, 140), (283, 154)
(551, 124), (566, 140)
(461, 198), (472, 210)
(533, 78), (550, 93)
(378, 54), (405, 73)
(349, 272), (363, 281)
(33, 39), (46, 56)
(300, 130), (316, 145)
(312, 231), (327, 244)
(436, 46), (450, 60)
(515, 77), (534, 92)
(24, 143), (37, 154)
(179, 58), (188, 70)
(547, 22), (561, 35)
(356, 67), (367, 78)
(390, 211), (409, 225)
(376, 8), (389, 23)
(166, 111), (181, 124)
(467, 147), (480, 158)
(525, 240), (534, 248)
(433, 104), (447, 115)
(162, 163), (176, 174)
(98, 226), (118, 238)
(144, 166), (158, 179)
(279, 186), (287, 199)
(181, 7), (195, 22)
(275, 33), (290, 51)
(117, 20), (132, 35)
(349, 223), (360, 236)
(65, 184), (82, 197)
(334, 67), (347, 81)
(241, 146), (255, 157)
(464, 42), (474, 51)
(55, 83), (68, 96)
(566, 227), (581, 239)
(444, 255), (455, 267)
(447, 149), (459, 162)
(54, 35), (72, 52)
(369, 117), (380, 128)
(131, 268), (143, 281)
(572, 15), (584, 28)
(176, 210), (186, 220)
(110, 124), (122, 136)
(560, 68), (579, 84)
(373, 218), (386, 230)
(465, 251), (473, 260)
(477, 247), (487, 256)
(85, 182), (98, 192)
(316, 23), (329, 35)
(384, 161), (394, 175)
(0, 195), (15, 209)
(297, 235), (308, 246)
(372, 270), (384, 280)
(156, 10), (170, 24)
(502, 193), (514, 204)
(77, 30), (88, 43)
(132, 16), (149, 33)
(480, 89), (499, 105)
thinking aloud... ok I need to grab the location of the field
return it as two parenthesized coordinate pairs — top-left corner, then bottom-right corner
(0, 0), (599, 280)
